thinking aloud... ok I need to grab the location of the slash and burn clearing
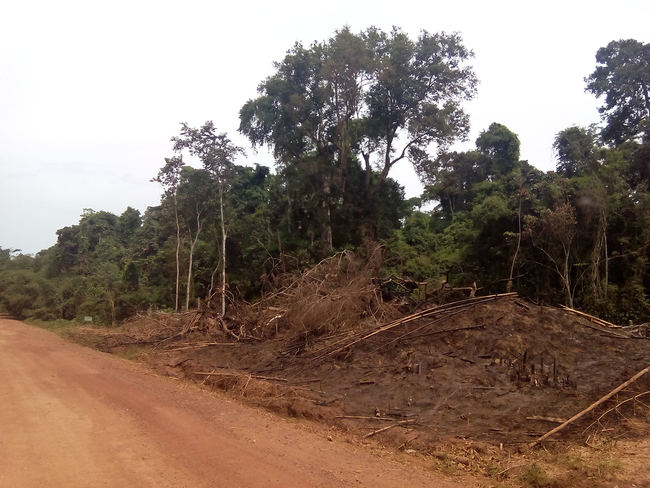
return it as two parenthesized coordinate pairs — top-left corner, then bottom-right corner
(69, 252), (650, 487)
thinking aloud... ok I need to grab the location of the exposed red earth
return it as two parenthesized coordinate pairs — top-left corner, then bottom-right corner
(0, 318), (464, 488)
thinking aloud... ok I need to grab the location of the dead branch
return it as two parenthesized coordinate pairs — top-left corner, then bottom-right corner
(583, 390), (650, 433)
(310, 293), (517, 361)
(529, 365), (650, 447)
(364, 419), (416, 438)
(164, 342), (236, 352)
(559, 305), (622, 328)
(570, 319), (631, 339)
(335, 416), (407, 421)
(194, 371), (288, 382)
(526, 416), (566, 423)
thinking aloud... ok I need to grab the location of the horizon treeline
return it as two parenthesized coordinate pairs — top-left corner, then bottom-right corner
(1, 30), (649, 325)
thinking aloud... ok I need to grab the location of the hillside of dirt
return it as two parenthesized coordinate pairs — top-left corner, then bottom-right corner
(140, 296), (649, 445)
(72, 296), (649, 486)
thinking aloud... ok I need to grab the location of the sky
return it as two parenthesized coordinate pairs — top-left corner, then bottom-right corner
(1, 0), (648, 255)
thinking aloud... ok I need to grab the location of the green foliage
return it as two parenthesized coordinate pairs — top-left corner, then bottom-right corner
(240, 26), (476, 247)
(585, 39), (650, 145)
(476, 122), (521, 177)
(553, 126), (599, 177)
(519, 464), (552, 488)
(4, 33), (650, 329)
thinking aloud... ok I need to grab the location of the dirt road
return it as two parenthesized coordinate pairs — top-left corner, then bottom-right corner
(0, 319), (463, 488)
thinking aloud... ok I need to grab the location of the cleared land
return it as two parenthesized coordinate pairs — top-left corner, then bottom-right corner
(88, 291), (650, 487)
(0, 318), (463, 488)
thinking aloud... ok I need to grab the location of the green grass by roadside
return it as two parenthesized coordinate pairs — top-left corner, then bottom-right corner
(25, 318), (80, 334)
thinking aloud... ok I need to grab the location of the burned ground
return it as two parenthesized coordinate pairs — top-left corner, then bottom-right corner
(135, 297), (648, 452)
(70, 253), (649, 486)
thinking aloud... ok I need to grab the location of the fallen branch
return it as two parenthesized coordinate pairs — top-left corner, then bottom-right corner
(335, 415), (407, 421)
(311, 293), (517, 361)
(496, 463), (528, 477)
(559, 305), (622, 328)
(571, 320), (631, 339)
(165, 342), (236, 351)
(397, 433), (420, 450)
(372, 310), (467, 351)
(406, 324), (485, 341)
(194, 371), (288, 382)
(529, 365), (650, 447)
(526, 416), (566, 423)
(364, 419), (416, 438)
(583, 390), (650, 433)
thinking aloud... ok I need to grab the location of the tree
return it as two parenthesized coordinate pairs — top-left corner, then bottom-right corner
(153, 155), (184, 312)
(175, 167), (216, 311)
(554, 126), (599, 177)
(240, 27), (476, 241)
(361, 28), (477, 189)
(526, 202), (577, 307)
(475, 122), (521, 178)
(118, 207), (142, 246)
(585, 39), (650, 145)
(172, 122), (243, 317)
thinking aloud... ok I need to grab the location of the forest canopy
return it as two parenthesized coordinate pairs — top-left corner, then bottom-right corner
(1, 30), (649, 325)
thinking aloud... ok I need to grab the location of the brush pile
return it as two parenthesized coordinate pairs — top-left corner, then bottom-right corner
(235, 248), (399, 340)
(96, 308), (233, 348)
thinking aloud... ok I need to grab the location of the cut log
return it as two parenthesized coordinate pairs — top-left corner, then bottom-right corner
(559, 305), (621, 328)
(526, 416), (566, 423)
(364, 419), (415, 438)
(529, 365), (650, 447)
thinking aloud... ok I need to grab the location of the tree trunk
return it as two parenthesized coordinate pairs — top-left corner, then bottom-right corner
(185, 206), (202, 311)
(173, 193), (181, 313)
(603, 218), (609, 299)
(507, 192), (522, 292)
(185, 240), (194, 311)
(319, 177), (333, 254)
(109, 297), (116, 326)
(563, 249), (573, 308)
(219, 184), (227, 317)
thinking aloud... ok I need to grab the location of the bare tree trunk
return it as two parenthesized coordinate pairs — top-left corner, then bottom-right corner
(185, 241), (194, 311)
(603, 215), (609, 299)
(185, 206), (202, 311)
(219, 184), (227, 317)
(563, 248), (573, 308)
(590, 214), (604, 300)
(320, 178), (333, 253)
(507, 192), (522, 292)
(173, 193), (181, 313)
(109, 297), (116, 326)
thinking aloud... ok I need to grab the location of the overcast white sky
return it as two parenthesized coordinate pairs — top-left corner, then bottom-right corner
(1, 0), (648, 254)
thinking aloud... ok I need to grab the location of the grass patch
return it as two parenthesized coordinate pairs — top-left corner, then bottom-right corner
(25, 318), (80, 334)
(114, 345), (143, 361)
(520, 464), (552, 488)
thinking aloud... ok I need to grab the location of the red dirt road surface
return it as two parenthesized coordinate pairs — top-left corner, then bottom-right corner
(0, 319), (463, 488)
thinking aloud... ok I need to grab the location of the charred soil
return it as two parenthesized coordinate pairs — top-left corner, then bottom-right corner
(70, 254), (650, 487)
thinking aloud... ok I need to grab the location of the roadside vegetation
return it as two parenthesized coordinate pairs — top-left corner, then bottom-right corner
(0, 31), (648, 328)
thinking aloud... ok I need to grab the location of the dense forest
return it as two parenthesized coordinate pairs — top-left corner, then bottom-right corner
(1, 30), (649, 325)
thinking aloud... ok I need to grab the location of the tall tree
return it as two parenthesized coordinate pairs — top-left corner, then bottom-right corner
(172, 122), (243, 317)
(554, 126), (599, 177)
(240, 27), (476, 242)
(526, 202), (578, 307)
(153, 155), (184, 312)
(175, 167), (215, 311)
(475, 122), (521, 178)
(585, 39), (650, 145)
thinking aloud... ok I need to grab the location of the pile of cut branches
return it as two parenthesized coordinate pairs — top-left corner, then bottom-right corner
(101, 308), (237, 348)
(235, 248), (399, 341)
(301, 292), (519, 362)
